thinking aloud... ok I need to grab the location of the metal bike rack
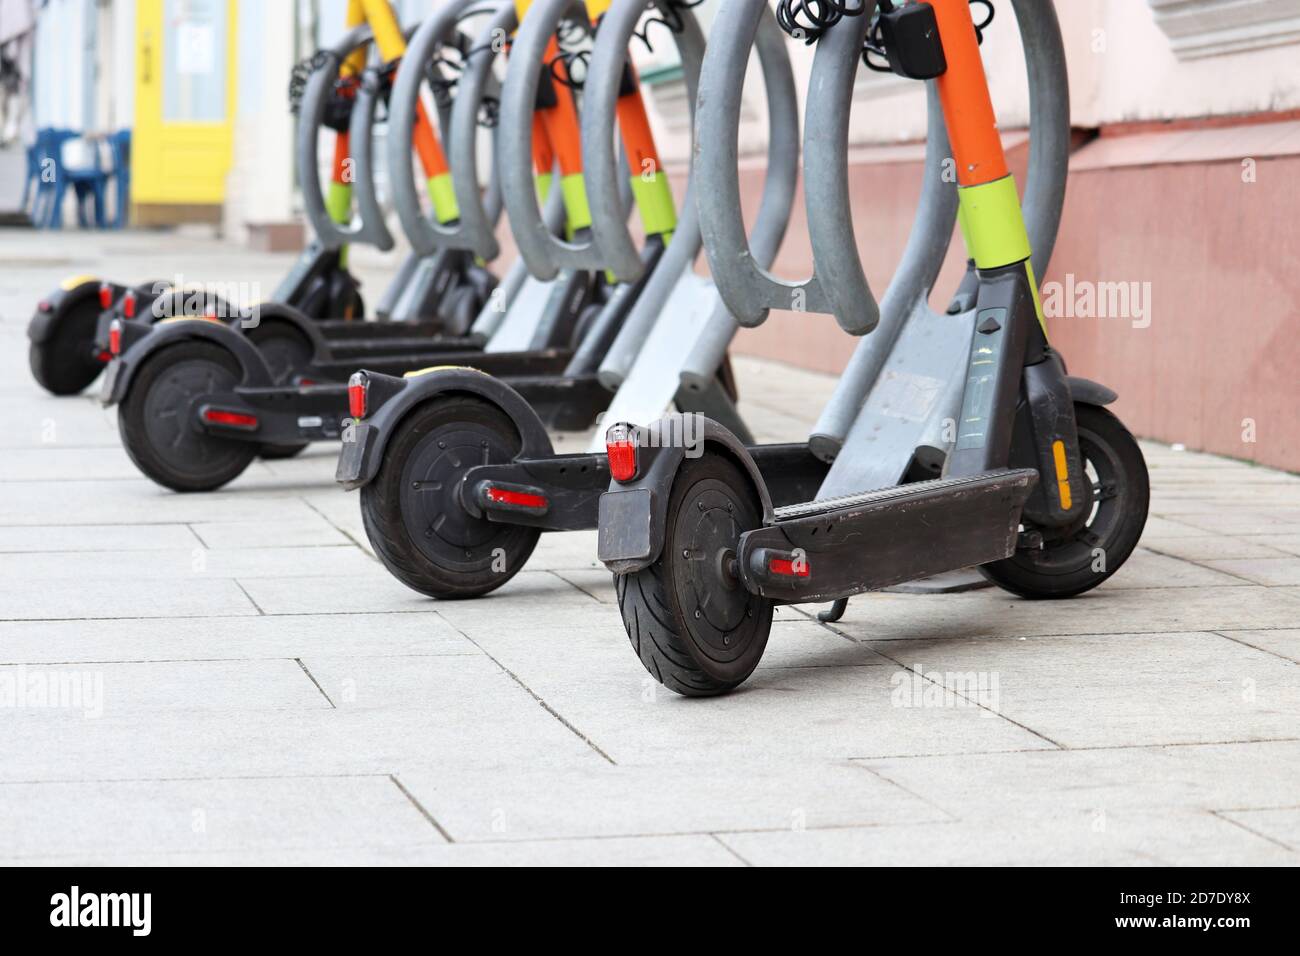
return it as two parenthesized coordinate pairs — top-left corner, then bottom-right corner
(497, 0), (634, 279)
(586, 0), (800, 445)
(447, 1), (566, 338)
(693, 0), (876, 336)
(387, 0), (552, 338)
(297, 25), (396, 253)
(388, 0), (505, 261)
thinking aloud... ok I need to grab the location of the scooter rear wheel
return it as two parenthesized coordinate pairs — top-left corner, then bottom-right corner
(981, 403), (1149, 598)
(360, 395), (540, 599)
(117, 341), (258, 492)
(29, 291), (104, 395)
(615, 453), (772, 696)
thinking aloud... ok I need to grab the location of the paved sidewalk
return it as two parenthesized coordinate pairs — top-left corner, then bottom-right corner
(2, 228), (1298, 865)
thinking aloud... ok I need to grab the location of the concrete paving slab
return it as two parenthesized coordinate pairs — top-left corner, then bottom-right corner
(1217, 629), (1300, 665)
(526, 529), (603, 571)
(829, 585), (1300, 641)
(1205, 557), (1300, 586)
(1138, 516), (1211, 540)
(0, 578), (258, 621)
(0, 658), (328, 718)
(450, 634), (1055, 765)
(860, 741), (1300, 815)
(8, 833), (742, 866)
(296, 490), (372, 554)
(0, 402), (120, 448)
(861, 630), (1300, 749)
(1143, 536), (1292, 561)
(0, 612), (475, 664)
(0, 523), (203, 552)
(0, 545), (384, 581)
(719, 809), (1294, 866)
(0, 775), (444, 861)
(1168, 511), (1300, 536)
(234, 572), (446, 616)
(189, 518), (352, 549)
(1251, 535), (1300, 557)
(0, 446), (161, 482)
(1097, 549), (1249, 589)
(0, 481), (327, 527)
(1216, 807), (1300, 852)
(0, 694), (605, 784)
(549, 568), (618, 603)
(396, 762), (946, 842)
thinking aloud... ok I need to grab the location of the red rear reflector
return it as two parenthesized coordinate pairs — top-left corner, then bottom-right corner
(108, 320), (123, 356)
(347, 372), (368, 419)
(37, 300), (52, 313)
(484, 486), (548, 510)
(605, 423), (638, 482)
(769, 556), (810, 578)
(202, 408), (259, 429)
(98, 284), (113, 309)
(97, 351), (112, 363)
(122, 290), (137, 319)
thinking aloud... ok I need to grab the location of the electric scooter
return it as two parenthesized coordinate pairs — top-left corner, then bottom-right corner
(336, 0), (801, 598)
(597, 0), (1150, 696)
(335, 0), (1068, 598)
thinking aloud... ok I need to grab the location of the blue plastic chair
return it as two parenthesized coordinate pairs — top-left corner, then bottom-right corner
(32, 128), (78, 229)
(106, 130), (131, 229)
(62, 135), (111, 229)
(30, 129), (67, 228)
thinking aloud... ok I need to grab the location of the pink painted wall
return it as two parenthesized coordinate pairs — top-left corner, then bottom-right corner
(1047, 153), (1300, 474)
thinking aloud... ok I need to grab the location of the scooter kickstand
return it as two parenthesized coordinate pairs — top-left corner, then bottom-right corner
(817, 598), (849, 624)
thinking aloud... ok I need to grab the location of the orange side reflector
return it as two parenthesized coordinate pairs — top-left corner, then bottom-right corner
(1051, 440), (1072, 511)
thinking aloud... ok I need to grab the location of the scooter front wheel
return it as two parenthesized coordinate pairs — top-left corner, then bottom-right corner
(245, 321), (313, 460)
(28, 291), (105, 395)
(117, 341), (258, 492)
(360, 395), (540, 599)
(981, 403), (1150, 598)
(615, 452), (772, 697)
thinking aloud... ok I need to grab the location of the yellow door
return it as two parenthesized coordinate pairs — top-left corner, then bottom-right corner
(133, 0), (238, 219)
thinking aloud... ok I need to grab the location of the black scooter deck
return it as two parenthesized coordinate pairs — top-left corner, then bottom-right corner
(743, 468), (1039, 602)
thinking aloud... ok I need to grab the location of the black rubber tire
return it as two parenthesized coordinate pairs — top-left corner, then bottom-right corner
(117, 341), (257, 492)
(359, 395), (540, 599)
(245, 320), (313, 384)
(981, 403), (1150, 598)
(244, 321), (313, 460)
(615, 453), (772, 696)
(28, 292), (104, 395)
